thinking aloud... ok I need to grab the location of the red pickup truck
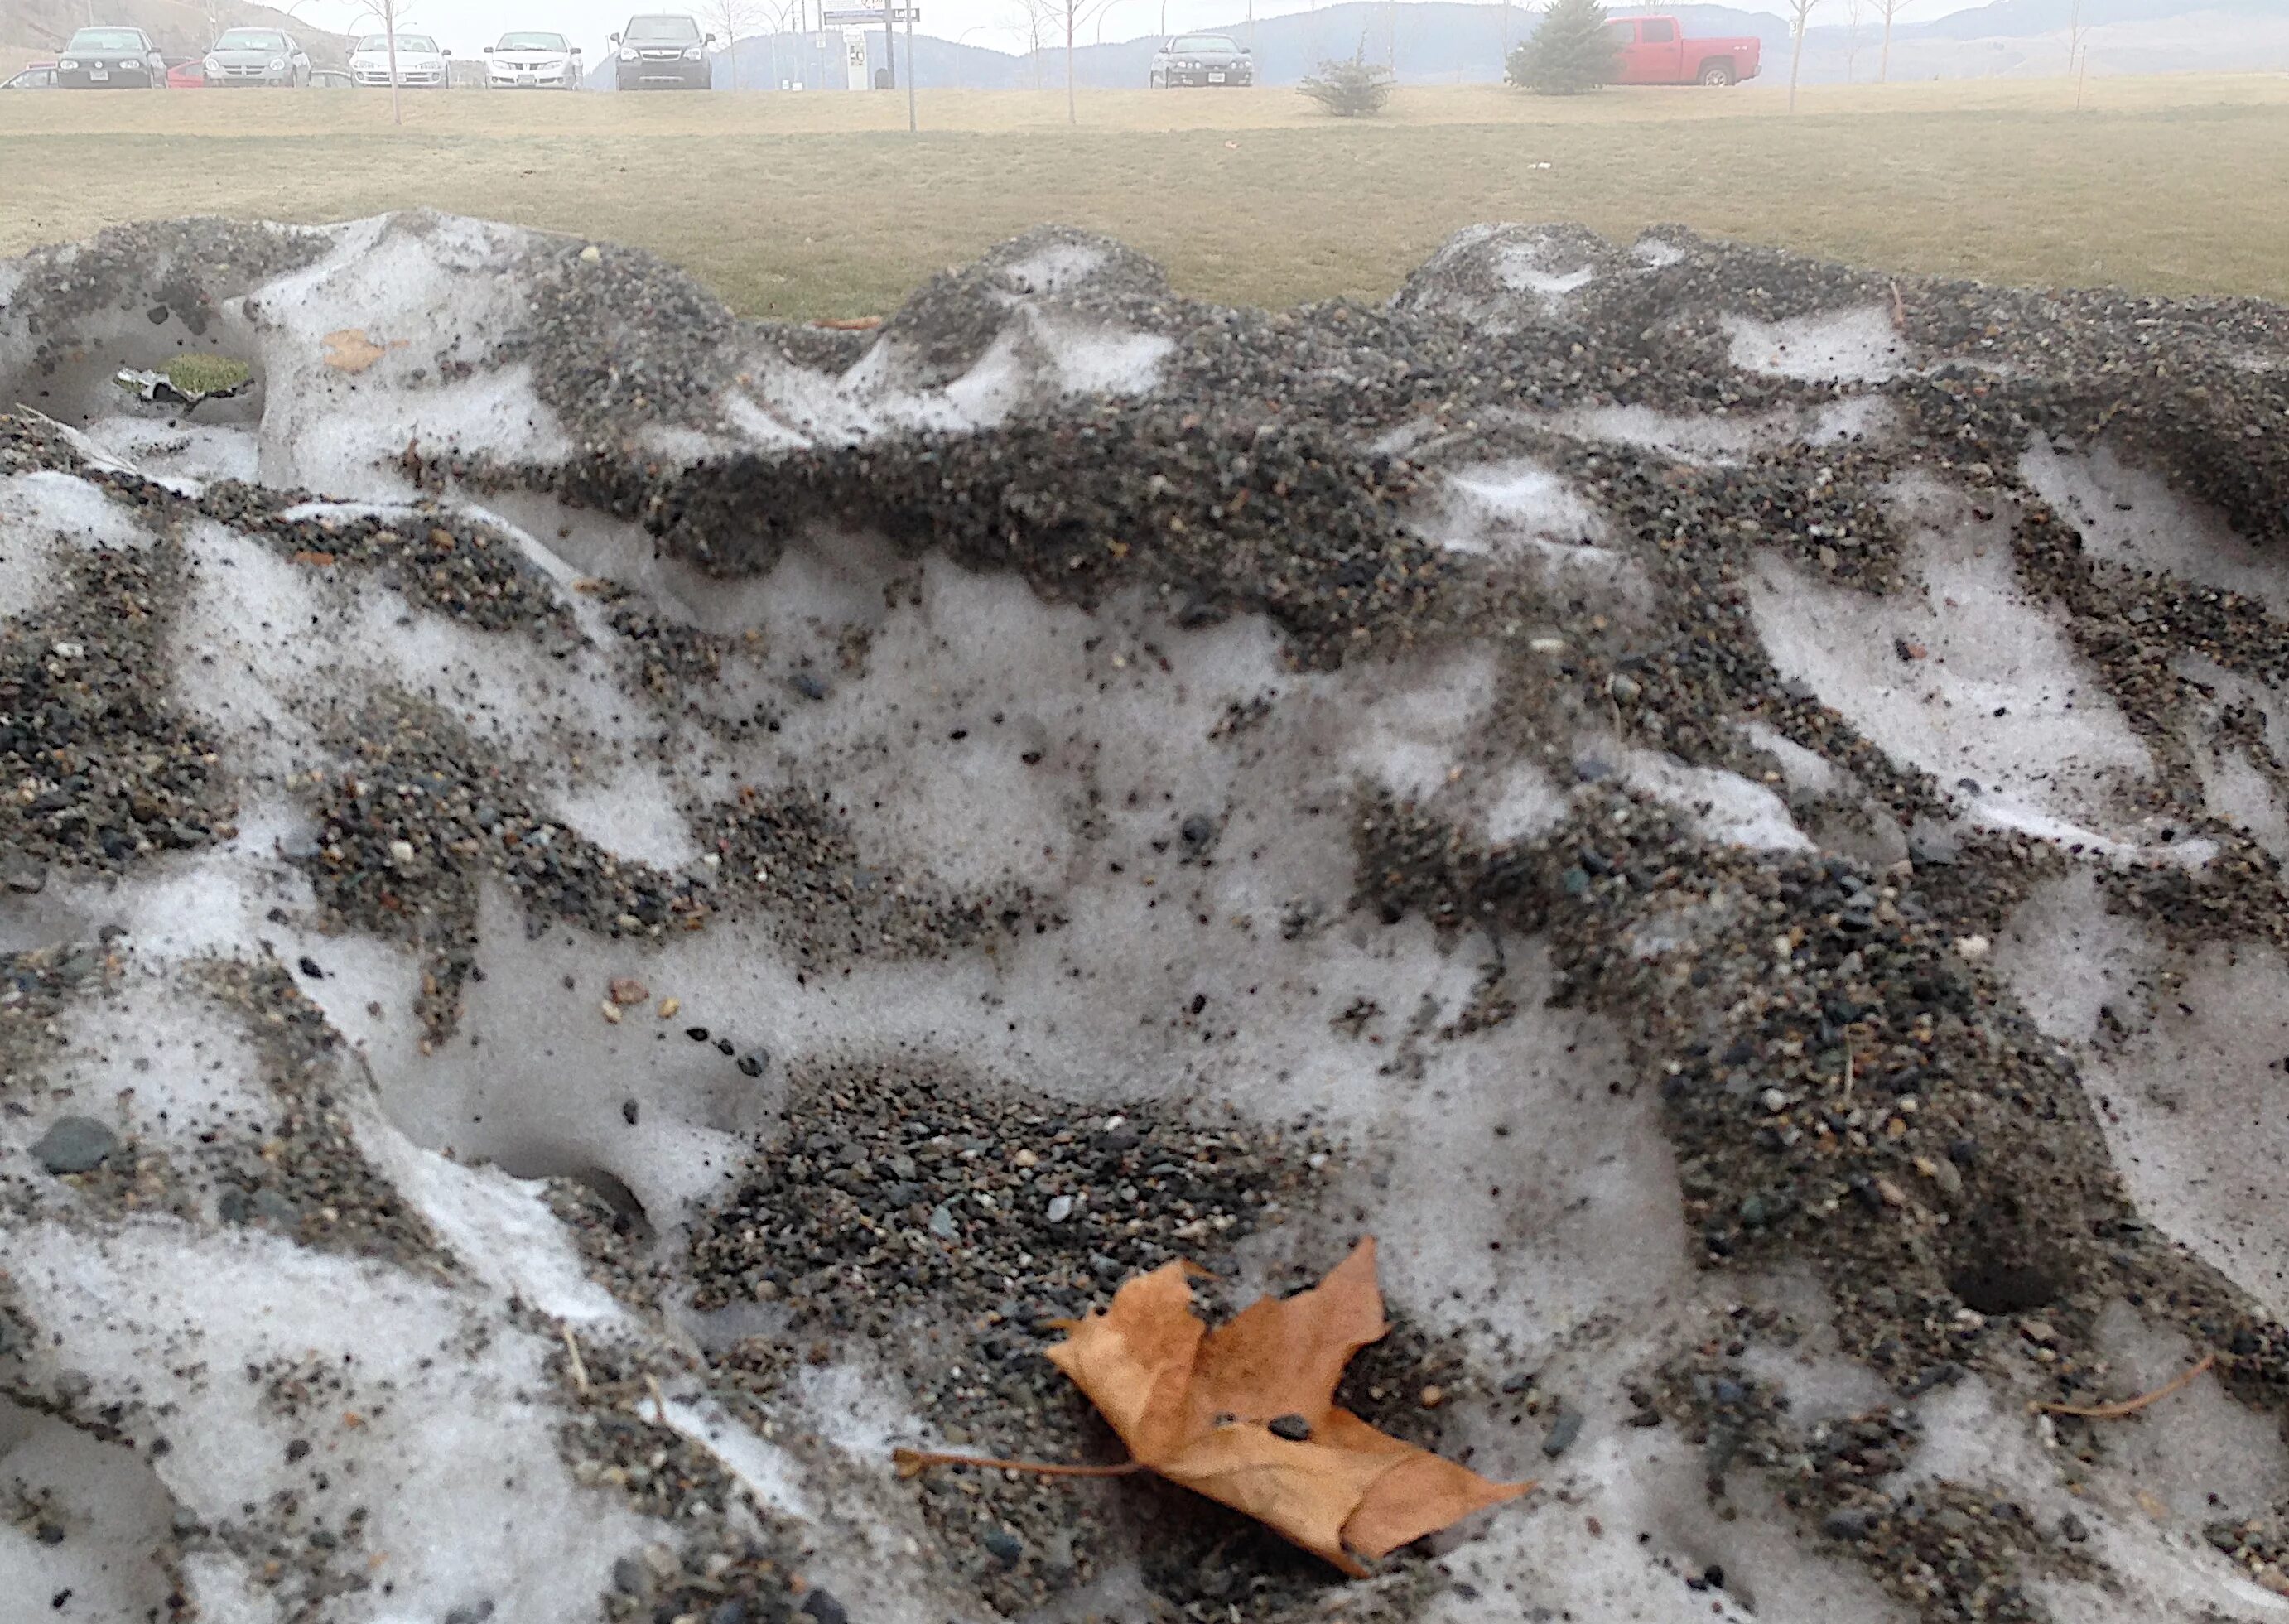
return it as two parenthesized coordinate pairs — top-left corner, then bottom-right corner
(1602, 14), (1762, 85)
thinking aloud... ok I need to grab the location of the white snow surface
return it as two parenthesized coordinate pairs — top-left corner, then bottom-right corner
(2, 211), (2287, 1624)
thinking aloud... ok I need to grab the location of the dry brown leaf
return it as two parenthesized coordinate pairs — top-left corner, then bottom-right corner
(320, 329), (401, 373)
(1043, 1237), (1530, 1575)
(813, 316), (883, 332)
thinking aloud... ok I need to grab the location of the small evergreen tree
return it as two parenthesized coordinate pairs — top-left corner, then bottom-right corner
(1299, 40), (1395, 117)
(1506, 0), (1621, 94)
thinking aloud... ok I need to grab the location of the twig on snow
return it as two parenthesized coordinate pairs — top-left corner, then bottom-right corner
(2034, 1352), (2214, 1419)
(894, 1446), (1148, 1480)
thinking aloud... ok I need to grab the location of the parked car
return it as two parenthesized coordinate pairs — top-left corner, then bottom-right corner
(1149, 34), (1254, 88)
(484, 30), (582, 89)
(311, 68), (354, 89)
(57, 27), (167, 89)
(349, 32), (451, 89)
(611, 15), (714, 91)
(204, 27), (312, 87)
(165, 56), (206, 87)
(2, 63), (60, 90)
(1600, 15), (1761, 84)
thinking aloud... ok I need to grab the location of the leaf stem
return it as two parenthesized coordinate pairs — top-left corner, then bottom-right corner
(894, 1446), (1147, 1479)
(2033, 1352), (2214, 1419)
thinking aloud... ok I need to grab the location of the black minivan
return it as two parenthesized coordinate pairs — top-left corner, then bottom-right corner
(612, 14), (716, 90)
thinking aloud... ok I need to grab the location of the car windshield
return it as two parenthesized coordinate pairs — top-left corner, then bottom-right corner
(1169, 36), (1239, 52)
(499, 32), (570, 50)
(68, 30), (146, 51)
(217, 31), (286, 50)
(626, 16), (701, 41)
(359, 34), (440, 52)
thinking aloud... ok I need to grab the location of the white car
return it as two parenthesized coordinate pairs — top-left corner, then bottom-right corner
(484, 30), (581, 89)
(349, 31), (451, 89)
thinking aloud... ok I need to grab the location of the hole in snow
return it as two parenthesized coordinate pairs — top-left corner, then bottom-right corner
(1948, 1253), (2062, 1317)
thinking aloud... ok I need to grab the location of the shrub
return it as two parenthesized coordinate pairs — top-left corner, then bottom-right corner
(1299, 41), (1395, 118)
(1506, 0), (1621, 94)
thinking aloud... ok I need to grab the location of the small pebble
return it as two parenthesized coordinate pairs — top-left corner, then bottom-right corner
(32, 1117), (118, 1176)
(1541, 1405), (1583, 1458)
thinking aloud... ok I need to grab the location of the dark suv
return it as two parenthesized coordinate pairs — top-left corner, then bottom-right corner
(612, 14), (715, 90)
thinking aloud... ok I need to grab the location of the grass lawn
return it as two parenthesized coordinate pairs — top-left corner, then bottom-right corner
(1, 75), (2283, 320)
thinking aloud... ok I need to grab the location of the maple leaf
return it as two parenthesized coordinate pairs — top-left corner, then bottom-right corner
(899, 1238), (1532, 1576)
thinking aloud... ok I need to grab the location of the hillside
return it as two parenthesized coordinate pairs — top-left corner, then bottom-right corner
(1, 0), (355, 73)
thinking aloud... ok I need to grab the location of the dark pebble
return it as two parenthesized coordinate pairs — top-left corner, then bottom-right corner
(1822, 1508), (1877, 1540)
(708, 1602), (747, 1624)
(297, 956), (324, 978)
(621, 1099), (639, 1126)
(716, 1038), (735, 1056)
(790, 672), (829, 701)
(800, 1590), (848, 1624)
(1541, 1405), (1583, 1458)
(737, 1053), (764, 1078)
(1268, 1414), (1313, 1441)
(686, 1026), (711, 1042)
(981, 1525), (1024, 1568)
(31, 1116), (118, 1175)
(611, 1557), (648, 1597)
(444, 1605), (497, 1624)
(285, 1438), (310, 1463)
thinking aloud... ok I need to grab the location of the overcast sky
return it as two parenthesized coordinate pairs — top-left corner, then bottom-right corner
(296, 0), (1987, 62)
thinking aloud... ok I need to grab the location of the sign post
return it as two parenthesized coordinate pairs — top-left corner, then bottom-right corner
(822, 7), (918, 94)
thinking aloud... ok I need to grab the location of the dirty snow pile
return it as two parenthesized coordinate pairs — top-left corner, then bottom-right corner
(3, 212), (2289, 1624)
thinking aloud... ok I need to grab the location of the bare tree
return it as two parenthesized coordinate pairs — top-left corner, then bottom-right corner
(1784, 0), (1822, 112)
(2065, 0), (2093, 105)
(1874, 0), (1915, 81)
(1006, 0), (1058, 87)
(1052, 0), (1120, 123)
(699, 0), (770, 88)
(1843, 0), (1867, 81)
(350, 0), (416, 124)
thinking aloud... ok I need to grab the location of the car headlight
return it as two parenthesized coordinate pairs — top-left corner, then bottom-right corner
(619, 47), (636, 60)
(270, 57), (287, 70)
(60, 58), (78, 69)
(205, 55), (220, 70)
(682, 45), (703, 60)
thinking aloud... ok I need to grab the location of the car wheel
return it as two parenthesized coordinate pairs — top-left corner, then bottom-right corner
(1698, 61), (1736, 85)
(1149, 71), (1164, 88)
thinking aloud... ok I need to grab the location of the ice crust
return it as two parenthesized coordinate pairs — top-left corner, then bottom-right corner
(3, 212), (2287, 1624)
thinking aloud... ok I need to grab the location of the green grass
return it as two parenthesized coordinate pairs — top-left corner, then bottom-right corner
(2, 78), (2285, 320)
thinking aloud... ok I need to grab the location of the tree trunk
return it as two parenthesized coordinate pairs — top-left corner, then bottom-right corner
(384, 0), (402, 126)
(1065, 12), (1076, 124)
(1787, 17), (1806, 110)
(1879, 12), (1892, 81)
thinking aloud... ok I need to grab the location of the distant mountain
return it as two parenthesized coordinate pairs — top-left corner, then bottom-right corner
(582, 0), (2288, 91)
(1907, 0), (2286, 38)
